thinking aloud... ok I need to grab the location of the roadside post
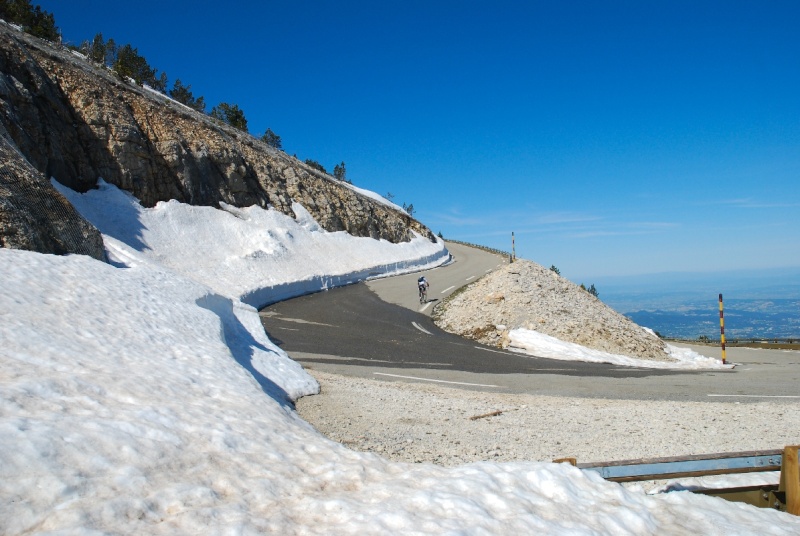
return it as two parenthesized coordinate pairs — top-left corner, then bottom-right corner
(719, 293), (727, 365)
(511, 232), (516, 263)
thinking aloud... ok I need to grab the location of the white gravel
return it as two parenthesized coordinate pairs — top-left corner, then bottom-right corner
(296, 359), (800, 469)
(432, 260), (672, 361)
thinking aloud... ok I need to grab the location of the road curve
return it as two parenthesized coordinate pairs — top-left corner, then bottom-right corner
(365, 241), (509, 316)
(259, 242), (800, 402)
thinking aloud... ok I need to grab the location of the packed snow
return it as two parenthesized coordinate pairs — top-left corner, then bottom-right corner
(55, 179), (447, 306)
(509, 328), (734, 370)
(2, 182), (799, 534)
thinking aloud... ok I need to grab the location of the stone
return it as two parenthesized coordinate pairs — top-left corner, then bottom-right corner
(433, 259), (672, 362)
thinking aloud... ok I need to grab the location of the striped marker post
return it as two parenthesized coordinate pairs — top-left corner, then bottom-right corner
(719, 293), (727, 364)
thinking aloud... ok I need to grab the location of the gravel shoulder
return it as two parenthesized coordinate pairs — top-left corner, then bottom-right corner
(295, 350), (800, 468)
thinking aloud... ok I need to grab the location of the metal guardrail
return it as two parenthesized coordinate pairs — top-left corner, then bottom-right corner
(443, 239), (512, 259)
(577, 449), (783, 482)
(555, 445), (800, 514)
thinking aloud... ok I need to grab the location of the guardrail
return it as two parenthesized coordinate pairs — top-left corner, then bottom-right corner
(443, 239), (512, 259)
(555, 445), (800, 514)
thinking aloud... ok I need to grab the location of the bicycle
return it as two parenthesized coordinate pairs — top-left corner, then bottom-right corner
(418, 284), (428, 303)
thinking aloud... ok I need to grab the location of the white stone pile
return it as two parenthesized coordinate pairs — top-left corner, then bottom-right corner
(433, 259), (673, 362)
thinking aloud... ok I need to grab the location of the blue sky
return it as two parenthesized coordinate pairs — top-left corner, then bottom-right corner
(39, 1), (799, 281)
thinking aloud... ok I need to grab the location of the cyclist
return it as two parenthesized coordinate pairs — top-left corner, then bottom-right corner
(417, 276), (430, 303)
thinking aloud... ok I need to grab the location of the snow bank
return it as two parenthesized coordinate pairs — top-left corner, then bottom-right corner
(54, 180), (449, 307)
(2, 180), (798, 533)
(509, 328), (734, 370)
(3, 250), (798, 533)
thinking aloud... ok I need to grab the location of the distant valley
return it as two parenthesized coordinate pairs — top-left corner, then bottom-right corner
(593, 267), (800, 341)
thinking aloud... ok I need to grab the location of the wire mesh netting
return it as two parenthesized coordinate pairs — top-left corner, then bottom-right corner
(0, 120), (105, 259)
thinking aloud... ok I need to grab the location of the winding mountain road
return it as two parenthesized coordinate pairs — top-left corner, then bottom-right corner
(259, 243), (800, 402)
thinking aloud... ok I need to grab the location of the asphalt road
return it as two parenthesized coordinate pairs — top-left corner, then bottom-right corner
(260, 242), (800, 402)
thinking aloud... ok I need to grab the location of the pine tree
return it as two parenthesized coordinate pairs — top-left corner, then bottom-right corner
(88, 33), (106, 64)
(333, 161), (348, 183)
(0, 1), (58, 41)
(261, 128), (282, 149)
(210, 103), (248, 131)
(303, 159), (327, 174)
(169, 79), (206, 112)
(114, 44), (158, 87)
(104, 38), (117, 67)
(153, 72), (168, 92)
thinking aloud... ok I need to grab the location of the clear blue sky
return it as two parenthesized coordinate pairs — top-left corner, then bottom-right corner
(39, 0), (800, 281)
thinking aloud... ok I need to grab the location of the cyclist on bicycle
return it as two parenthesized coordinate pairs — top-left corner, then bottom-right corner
(417, 276), (430, 303)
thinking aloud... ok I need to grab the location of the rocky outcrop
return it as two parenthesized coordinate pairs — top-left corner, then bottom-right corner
(0, 125), (105, 260)
(0, 23), (433, 246)
(433, 260), (672, 362)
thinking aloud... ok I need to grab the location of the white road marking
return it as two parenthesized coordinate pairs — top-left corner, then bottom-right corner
(412, 322), (432, 335)
(418, 302), (432, 313)
(466, 276), (475, 281)
(707, 394), (800, 399)
(277, 327), (300, 331)
(441, 285), (455, 293)
(474, 346), (509, 355)
(271, 317), (333, 326)
(374, 372), (500, 388)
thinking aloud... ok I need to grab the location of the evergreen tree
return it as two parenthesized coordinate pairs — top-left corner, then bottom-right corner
(114, 44), (158, 86)
(87, 33), (106, 64)
(149, 71), (167, 92)
(261, 128), (282, 149)
(304, 159), (327, 174)
(0, 0), (58, 41)
(104, 37), (117, 67)
(169, 79), (206, 112)
(28, 4), (57, 40)
(210, 103), (248, 131)
(549, 265), (560, 275)
(333, 161), (348, 183)
(402, 202), (415, 216)
(587, 284), (599, 298)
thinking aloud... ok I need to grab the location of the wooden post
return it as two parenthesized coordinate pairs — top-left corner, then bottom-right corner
(553, 457), (577, 466)
(719, 294), (727, 364)
(781, 445), (800, 515)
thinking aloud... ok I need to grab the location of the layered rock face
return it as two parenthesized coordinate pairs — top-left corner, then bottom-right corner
(0, 125), (105, 260)
(433, 260), (671, 362)
(0, 24), (433, 246)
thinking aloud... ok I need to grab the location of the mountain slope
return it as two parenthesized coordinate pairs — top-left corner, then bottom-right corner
(0, 23), (431, 247)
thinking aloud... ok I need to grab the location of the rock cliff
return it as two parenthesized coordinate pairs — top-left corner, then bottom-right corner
(0, 122), (105, 260)
(0, 23), (433, 250)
